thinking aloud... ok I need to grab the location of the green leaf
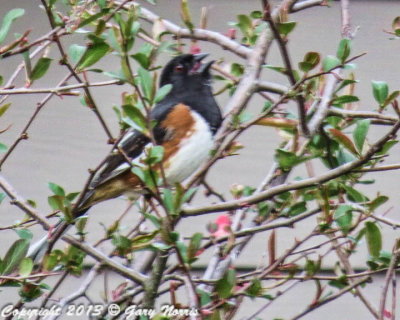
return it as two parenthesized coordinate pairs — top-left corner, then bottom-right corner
(68, 44), (86, 64)
(237, 14), (253, 37)
(372, 81), (389, 106)
(275, 149), (300, 171)
(334, 205), (353, 234)
(215, 269), (236, 299)
(383, 90), (400, 107)
(48, 182), (65, 196)
(1, 239), (29, 275)
(365, 221), (382, 258)
(245, 279), (263, 298)
(77, 42), (109, 71)
(122, 104), (147, 131)
(162, 189), (175, 215)
(299, 51), (320, 72)
(342, 185), (368, 203)
(287, 201), (307, 216)
(181, 0), (194, 31)
(0, 192), (5, 204)
(182, 187), (197, 204)
(131, 167), (146, 183)
(176, 240), (188, 262)
(30, 57), (52, 81)
(392, 16), (400, 34)
(0, 103), (11, 118)
(14, 229), (33, 241)
(332, 95), (359, 105)
(48, 195), (64, 212)
(146, 145), (164, 165)
(336, 38), (351, 63)
(78, 8), (110, 29)
(353, 119), (370, 152)
(322, 55), (341, 72)
(187, 232), (203, 262)
(368, 195), (388, 212)
(154, 84), (172, 103)
(377, 140), (398, 156)
(19, 257), (33, 277)
(138, 67), (153, 101)
(0, 143), (7, 153)
(231, 63), (244, 77)
(328, 128), (358, 155)
(131, 52), (150, 69)
(0, 8), (25, 45)
(277, 21), (296, 36)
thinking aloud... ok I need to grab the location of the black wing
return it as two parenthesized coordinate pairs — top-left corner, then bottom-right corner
(88, 99), (178, 190)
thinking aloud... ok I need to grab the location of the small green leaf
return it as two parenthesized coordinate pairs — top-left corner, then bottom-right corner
(231, 63), (244, 77)
(181, 0), (194, 31)
(392, 16), (400, 34)
(131, 52), (150, 69)
(215, 269), (236, 299)
(122, 104), (147, 131)
(365, 221), (382, 258)
(1, 239), (29, 275)
(353, 119), (370, 152)
(0, 103), (11, 118)
(77, 42), (110, 71)
(332, 95), (359, 105)
(372, 81), (389, 106)
(274, 149), (305, 171)
(48, 182), (65, 196)
(377, 140), (398, 156)
(48, 195), (64, 212)
(146, 145), (164, 165)
(237, 14), (253, 37)
(334, 205), (353, 234)
(342, 185), (368, 203)
(30, 57), (52, 81)
(0, 8), (25, 45)
(368, 195), (388, 212)
(245, 279), (263, 297)
(322, 55), (341, 72)
(19, 257), (33, 277)
(187, 232), (203, 262)
(14, 229), (33, 241)
(299, 51), (320, 72)
(0, 192), (5, 204)
(383, 90), (400, 107)
(336, 38), (351, 63)
(78, 8), (110, 29)
(68, 44), (86, 64)
(0, 143), (7, 153)
(138, 67), (153, 101)
(154, 84), (172, 103)
(163, 189), (175, 215)
(277, 21), (296, 36)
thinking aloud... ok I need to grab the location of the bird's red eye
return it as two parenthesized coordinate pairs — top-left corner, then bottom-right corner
(174, 64), (184, 72)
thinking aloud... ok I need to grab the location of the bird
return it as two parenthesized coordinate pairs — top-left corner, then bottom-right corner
(28, 53), (222, 259)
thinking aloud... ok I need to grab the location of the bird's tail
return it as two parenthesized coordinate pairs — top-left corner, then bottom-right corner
(27, 220), (70, 261)
(27, 209), (91, 262)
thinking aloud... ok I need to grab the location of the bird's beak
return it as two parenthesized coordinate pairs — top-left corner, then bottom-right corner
(198, 60), (215, 75)
(191, 53), (213, 75)
(193, 53), (209, 62)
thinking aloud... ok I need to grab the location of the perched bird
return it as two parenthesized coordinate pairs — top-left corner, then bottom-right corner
(28, 53), (222, 258)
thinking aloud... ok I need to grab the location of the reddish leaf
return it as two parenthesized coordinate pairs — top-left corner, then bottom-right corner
(329, 128), (358, 155)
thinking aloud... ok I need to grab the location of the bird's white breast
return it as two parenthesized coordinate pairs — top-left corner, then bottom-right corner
(164, 110), (213, 184)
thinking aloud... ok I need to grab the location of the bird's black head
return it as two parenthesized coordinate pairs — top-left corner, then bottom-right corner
(159, 53), (214, 88)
